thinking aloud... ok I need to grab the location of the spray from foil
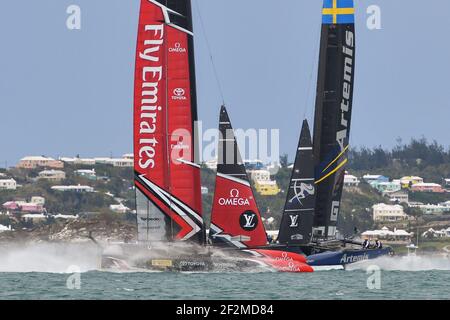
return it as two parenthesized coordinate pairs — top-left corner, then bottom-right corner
(0, 243), (101, 273)
(346, 255), (450, 272)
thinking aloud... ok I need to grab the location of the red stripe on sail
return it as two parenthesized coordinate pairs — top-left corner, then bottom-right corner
(166, 26), (202, 215)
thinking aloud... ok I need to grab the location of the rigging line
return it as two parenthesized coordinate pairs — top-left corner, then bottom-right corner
(193, 0), (226, 106)
(302, 7), (322, 121)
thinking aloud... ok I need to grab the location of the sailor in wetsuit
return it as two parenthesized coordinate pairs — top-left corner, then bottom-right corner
(375, 240), (383, 249)
(362, 239), (370, 249)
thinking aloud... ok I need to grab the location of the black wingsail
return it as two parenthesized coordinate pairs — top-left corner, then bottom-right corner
(312, 0), (356, 240)
(278, 120), (316, 245)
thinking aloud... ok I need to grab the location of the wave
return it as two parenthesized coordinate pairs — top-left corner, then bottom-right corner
(346, 255), (450, 272)
(0, 243), (101, 273)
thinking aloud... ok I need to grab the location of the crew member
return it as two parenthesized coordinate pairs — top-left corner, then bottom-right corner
(375, 240), (383, 249)
(362, 239), (370, 249)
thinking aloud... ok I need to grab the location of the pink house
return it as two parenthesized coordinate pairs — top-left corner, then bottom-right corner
(2, 201), (44, 213)
(20, 203), (44, 213)
(2, 201), (19, 210)
(411, 183), (445, 193)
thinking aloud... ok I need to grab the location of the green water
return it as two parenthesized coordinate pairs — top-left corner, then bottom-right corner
(0, 270), (449, 300)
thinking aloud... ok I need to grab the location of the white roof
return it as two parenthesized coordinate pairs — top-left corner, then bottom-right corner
(372, 203), (403, 210)
(412, 182), (441, 187)
(39, 170), (65, 174)
(400, 176), (423, 180)
(54, 214), (78, 219)
(393, 230), (411, 236)
(21, 156), (55, 161)
(51, 185), (94, 190)
(75, 169), (96, 173)
(22, 214), (47, 218)
(363, 174), (384, 179)
(362, 228), (411, 237)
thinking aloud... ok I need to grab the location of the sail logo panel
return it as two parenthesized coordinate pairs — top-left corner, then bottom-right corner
(209, 106), (268, 249)
(133, 0), (203, 243)
(322, 0), (355, 25)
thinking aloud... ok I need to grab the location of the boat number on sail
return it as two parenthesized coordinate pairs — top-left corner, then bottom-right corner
(289, 214), (299, 228)
(239, 211), (258, 231)
(290, 182), (315, 204)
(218, 189), (251, 206)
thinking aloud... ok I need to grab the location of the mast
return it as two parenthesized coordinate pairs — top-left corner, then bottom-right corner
(312, 0), (356, 240)
(133, 0), (204, 244)
(209, 106), (268, 249)
(278, 120), (315, 245)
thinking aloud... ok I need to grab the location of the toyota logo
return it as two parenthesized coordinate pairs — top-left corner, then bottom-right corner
(173, 88), (185, 97)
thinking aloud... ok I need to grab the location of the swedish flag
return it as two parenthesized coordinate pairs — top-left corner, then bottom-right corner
(322, 0), (355, 25)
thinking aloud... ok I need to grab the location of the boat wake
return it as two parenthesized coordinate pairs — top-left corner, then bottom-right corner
(345, 255), (450, 272)
(0, 243), (101, 273)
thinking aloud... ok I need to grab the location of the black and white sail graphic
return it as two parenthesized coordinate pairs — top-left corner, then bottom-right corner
(312, 0), (356, 239)
(278, 120), (315, 245)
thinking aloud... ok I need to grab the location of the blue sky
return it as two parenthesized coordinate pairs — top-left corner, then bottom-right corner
(0, 0), (449, 167)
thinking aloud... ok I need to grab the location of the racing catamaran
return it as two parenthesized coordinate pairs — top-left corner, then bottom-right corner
(208, 105), (313, 272)
(101, 0), (312, 273)
(274, 0), (392, 268)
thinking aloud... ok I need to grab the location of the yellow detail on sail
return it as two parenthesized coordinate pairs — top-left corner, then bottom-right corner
(322, 145), (349, 174)
(316, 158), (348, 185)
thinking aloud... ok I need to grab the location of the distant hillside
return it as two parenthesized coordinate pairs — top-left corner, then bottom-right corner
(348, 138), (450, 182)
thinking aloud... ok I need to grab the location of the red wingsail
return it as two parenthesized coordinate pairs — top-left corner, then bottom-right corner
(134, 0), (203, 243)
(209, 106), (268, 248)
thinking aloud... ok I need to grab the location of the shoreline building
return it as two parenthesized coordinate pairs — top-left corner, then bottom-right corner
(370, 180), (401, 193)
(0, 178), (17, 190)
(250, 170), (280, 196)
(51, 185), (94, 193)
(409, 203), (450, 215)
(363, 174), (389, 184)
(411, 182), (445, 193)
(400, 176), (424, 189)
(17, 156), (64, 169)
(372, 203), (409, 222)
(74, 169), (97, 181)
(38, 170), (66, 182)
(384, 190), (409, 204)
(344, 174), (360, 187)
(362, 226), (413, 241)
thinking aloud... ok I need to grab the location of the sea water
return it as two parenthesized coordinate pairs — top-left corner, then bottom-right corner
(0, 244), (449, 300)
